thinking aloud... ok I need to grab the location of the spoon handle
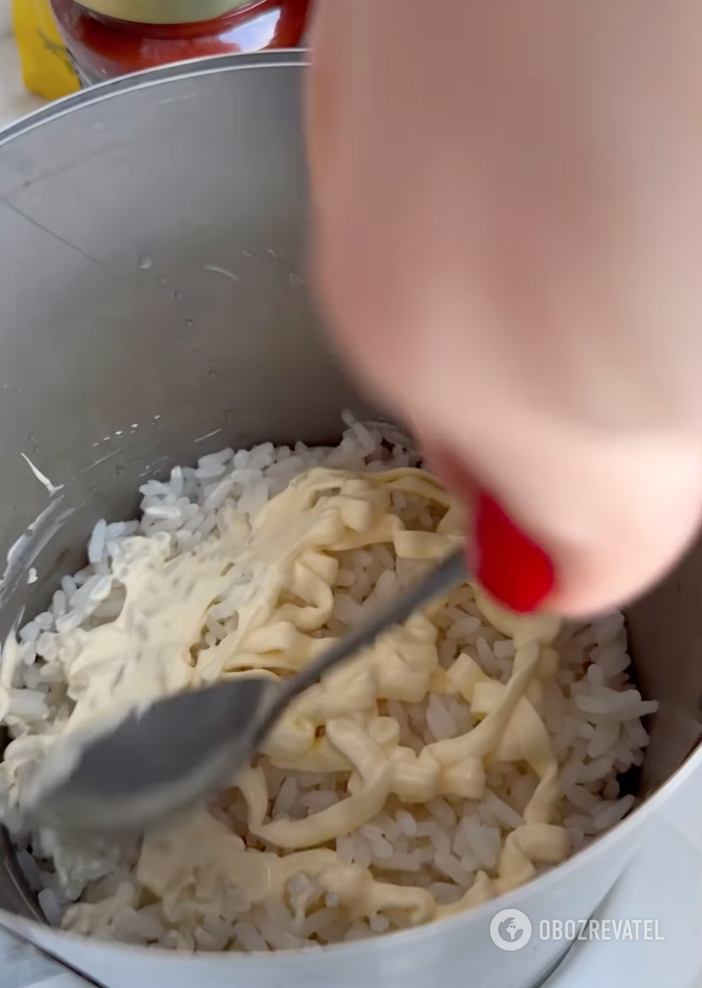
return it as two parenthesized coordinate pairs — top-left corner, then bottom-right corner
(273, 548), (467, 715)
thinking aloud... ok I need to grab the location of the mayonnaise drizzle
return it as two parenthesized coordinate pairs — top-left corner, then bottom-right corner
(3, 467), (566, 934)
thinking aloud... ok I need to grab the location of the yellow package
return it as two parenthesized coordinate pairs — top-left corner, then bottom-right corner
(12, 0), (80, 100)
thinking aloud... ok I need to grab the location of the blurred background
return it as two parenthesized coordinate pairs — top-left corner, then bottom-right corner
(0, 0), (48, 125)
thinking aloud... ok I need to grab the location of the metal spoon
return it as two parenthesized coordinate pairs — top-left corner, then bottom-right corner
(22, 550), (466, 837)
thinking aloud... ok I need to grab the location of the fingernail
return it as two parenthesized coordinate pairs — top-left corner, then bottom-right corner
(474, 492), (555, 613)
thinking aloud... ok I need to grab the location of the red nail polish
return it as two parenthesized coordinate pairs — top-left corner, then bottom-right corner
(474, 492), (555, 613)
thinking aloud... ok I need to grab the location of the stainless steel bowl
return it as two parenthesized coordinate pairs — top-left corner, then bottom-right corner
(0, 52), (699, 988)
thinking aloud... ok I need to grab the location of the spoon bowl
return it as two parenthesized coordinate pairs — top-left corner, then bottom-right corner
(23, 550), (466, 836)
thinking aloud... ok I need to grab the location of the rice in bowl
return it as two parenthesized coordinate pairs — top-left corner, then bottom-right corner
(0, 418), (657, 951)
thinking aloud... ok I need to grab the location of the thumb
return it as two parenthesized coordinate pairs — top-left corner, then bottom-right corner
(425, 432), (702, 617)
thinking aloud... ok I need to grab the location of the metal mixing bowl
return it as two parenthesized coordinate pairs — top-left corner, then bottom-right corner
(0, 52), (699, 988)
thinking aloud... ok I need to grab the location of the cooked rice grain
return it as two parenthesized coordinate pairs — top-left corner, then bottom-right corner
(0, 419), (656, 952)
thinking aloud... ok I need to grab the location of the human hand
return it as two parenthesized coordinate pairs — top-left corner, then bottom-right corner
(307, 0), (702, 615)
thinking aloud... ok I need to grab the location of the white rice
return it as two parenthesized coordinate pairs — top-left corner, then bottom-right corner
(0, 419), (657, 952)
